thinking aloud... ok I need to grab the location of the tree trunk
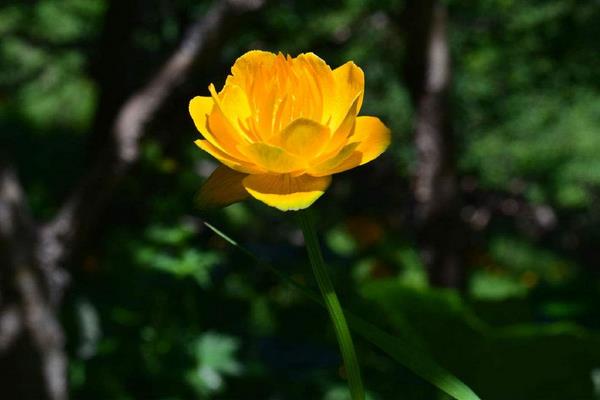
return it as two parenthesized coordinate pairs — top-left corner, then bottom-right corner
(0, 1), (266, 398)
(0, 163), (67, 400)
(404, 0), (465, 288)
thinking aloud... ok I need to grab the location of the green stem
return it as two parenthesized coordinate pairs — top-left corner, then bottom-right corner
(298, 210), (365, 400)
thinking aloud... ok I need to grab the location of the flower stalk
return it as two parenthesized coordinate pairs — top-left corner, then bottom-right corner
(298, 210), (365, 400)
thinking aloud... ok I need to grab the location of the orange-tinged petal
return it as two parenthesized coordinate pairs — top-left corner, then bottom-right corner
(296, 53), (335, 122)
(238, 143), (305, 173)
(197, 165), (249, 210)
(277, 118), (329, 158)
(242, 173), (331, 211)
(350, 116), (391, 165)
(228, 50), (277, 92)
(253, 82), (279, 140)
(329, 61), (364, 129)
(194, 140), (262, 174)
(297, 52), (333, 80)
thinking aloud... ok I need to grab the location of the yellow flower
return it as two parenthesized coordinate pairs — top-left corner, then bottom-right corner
(190, 50), (391, 211)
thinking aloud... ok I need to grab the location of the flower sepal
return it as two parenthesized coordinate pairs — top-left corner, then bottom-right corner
(196, 165), (249, 210)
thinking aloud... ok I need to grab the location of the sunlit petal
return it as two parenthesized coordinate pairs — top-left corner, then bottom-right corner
(308, 143), (360, 177)
(350, 116), (391, 165)
(317, 95), (360, 161)
(238, 143), (305, 173)
(189, 96), (213, 134)
(276, 118), (329, 158)
(189, 96), (226, 151)
(228, 50), (277, 92)
(329, 61), (364, 129)
(218, 84), (254, 138)
(243, 173), (331, 211)
(194, 140), (262, 174)
(296, 53), (335, 122)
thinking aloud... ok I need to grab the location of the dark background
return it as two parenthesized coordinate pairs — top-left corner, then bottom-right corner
(1, 0), (599, 399)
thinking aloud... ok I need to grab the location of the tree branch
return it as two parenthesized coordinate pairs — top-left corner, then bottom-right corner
(0, 162), (35, 257)
(41, 0), (265, 272)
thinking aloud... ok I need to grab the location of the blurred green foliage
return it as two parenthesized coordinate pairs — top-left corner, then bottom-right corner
(2, 0), (600, 399)
(187, 332), (243, 396)
(136, 223), (222, 288)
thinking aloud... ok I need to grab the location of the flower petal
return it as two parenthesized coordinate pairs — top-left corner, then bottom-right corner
(317, 94), (360, 162)
(237, 143), (305, 173)
(190, 95), (248, 157)
(197, 165), (250, 210)
(219, 84), (253, 135)
(243, 173), (331, 211)
(208, 84), (254, 147)
(350, 116), (391, 165)
(189, 96), (226, 151)
(329, 61), (364, 129)
(189, 96), (213, 133)
(228, 50), (277, 92)
(320, 152), (363, 175)
(296, 53), (335, 122)
(307, 142), (360, 177)
(307, 116), (390, 176)
(194, 140), (262, 174)
(277, 118), (329, 158)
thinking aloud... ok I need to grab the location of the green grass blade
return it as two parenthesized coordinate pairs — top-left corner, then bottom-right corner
(203, 221), (481, 400)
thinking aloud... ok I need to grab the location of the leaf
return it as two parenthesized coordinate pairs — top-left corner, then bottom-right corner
(345, 315), (480, 400)
(187, 332), (242, 395)
(203, 221), (481, 400)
